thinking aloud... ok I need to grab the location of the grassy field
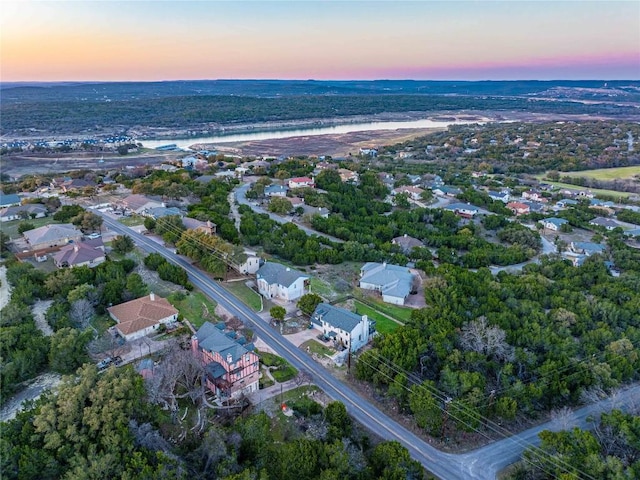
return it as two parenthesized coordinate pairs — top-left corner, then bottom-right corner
(354, 294), (413, 322)
(557, 166), (640, 181)
(539, 180), (632, 199)
(2, 216), (56, 239)
(168, 290), (218, 328)
(222, 281), (262, 311)
(118, 215), (146, 227)
(309, 276), (335, 299)
(354, 301), (402, 334)
(300, 339), (335, 357)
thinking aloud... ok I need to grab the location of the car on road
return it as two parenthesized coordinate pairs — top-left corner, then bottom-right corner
(87, 233), (101, 239)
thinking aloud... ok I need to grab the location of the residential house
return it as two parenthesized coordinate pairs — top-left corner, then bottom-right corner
(121, 194), (165, 215)
(556, 199), (578, 208)
(53, 238), (105, 268)
(264, 185), (288, 197)
(624, 227), (640, 238)
(146, 206), (183, 219)
(288, 197), (305, 208)
(406, 174), (422, 185)
(236, 250), (263, 275)
(300, 205), (330, 218)
(315, 161), (337, 171)
(522, 190), (548, 203)
(60, 178), (95, 193)
(255, 262), (309, 302)
(392, 185), (424, 201)
(432, 186), (462, 197)
(23, 223), (83, 250)
(310, 303), (371, 352)
(589, 217), (621, 231)
(359, 148), (378, 156)
(338, 169), (359, 183)
(191, 321), (260, 399)
(522, 201), (545, 214)
(507, 202), (530, 216)
(540, 217), (568, 232)
(0, 204), (47, 222)
(570, 241), (606, 256)
(182, 217), (216, 235)
(392, 234), (423, 254)
(0, 192), (21, 208)
(444, 203), (479, 219)
(359, 262), (415, 306)
(182, 155), (208, 169)
(488, 191), (510, 203)
(107, 293), (179, 341)
(288, 177), (315, 189)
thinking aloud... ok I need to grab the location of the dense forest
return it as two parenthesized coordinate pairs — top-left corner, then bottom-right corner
(355, 254), (640, 441)
(1, 365), (425, 480)
(2, 93), (639, 136)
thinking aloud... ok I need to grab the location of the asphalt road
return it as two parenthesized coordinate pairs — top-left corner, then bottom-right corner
(234, 183), (345, 243)
(101, 213), (640, 480)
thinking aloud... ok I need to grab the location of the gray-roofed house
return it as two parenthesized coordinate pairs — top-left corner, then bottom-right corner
(570, 241), (606, 256)
(444, 203), (480, 218)
(300, 204), (330, 218)
(540, 217), (568, 232)
(0, 204), (47, 222)
(392, 234), (423, 254)
(146, 206), (183, 219)
(121, 194), (165, 215)
(359, 262), (415, 306)
(265, 185), (289, 197)
(589, 217), (621, 231)
(488, 191), (510, 203)
(556, 199), (578, 208)
(53, 238), (105, 268)
(256, 262), (309, 302)
(182, 217), (216, 235)
(310, 303), (371, 352)
(191, 321), (260, 398)
(0, 192), (21, 208)
(23, 223), (83, 250)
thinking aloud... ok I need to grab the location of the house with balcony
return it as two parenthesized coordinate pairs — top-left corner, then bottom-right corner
(191, 322), (260, 399)
(310, 303), (371, 352)
(256, 262), (309, 302)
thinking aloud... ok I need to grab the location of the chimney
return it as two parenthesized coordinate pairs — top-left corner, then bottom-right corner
(74, 245), (79, 252)
(226, 353), (233, 364)
(150, 292), (155, 301)
(286, 267), (290, 272)
(404, 233), (407, 238)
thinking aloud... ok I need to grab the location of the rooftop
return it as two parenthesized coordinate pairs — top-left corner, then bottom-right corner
(256, 262), (308, 287)
(311, 303), (363, 333)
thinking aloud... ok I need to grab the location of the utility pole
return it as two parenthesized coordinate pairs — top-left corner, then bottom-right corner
(347, 349), (351, 374)
(441, 396), (452, 439)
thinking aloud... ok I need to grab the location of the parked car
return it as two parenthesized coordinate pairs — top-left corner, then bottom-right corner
(113, 356), (123, 366)
(97, 357), (113, 370)
(87, 233), (101, 239)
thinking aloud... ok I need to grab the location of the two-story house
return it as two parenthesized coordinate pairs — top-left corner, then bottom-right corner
(191, 322), (260, 399)
(256, 262), (309, 302)
(310, 303), (371, 352)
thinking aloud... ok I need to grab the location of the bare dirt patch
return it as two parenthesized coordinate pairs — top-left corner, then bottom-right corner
(32, 300), (54, 337)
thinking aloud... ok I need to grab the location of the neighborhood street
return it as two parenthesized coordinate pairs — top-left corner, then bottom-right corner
(99, 213), (640, 480)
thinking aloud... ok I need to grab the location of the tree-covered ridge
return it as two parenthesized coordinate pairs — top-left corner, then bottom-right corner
(355, 257), (640, 439)
(378, 121), (640, 174)
(2, 93), (638, 136)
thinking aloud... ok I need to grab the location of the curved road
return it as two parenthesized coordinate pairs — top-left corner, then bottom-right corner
(234, 183), (345, 243)
(101, 214), (639, 480)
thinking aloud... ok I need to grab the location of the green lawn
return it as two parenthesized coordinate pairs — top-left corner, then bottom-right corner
(118, 215), (146, 227)
(309, 277), (335, 299)
(555, 166), (640, 181)
(222, 281), (262, 311)
(300, 339), (334, 357)
(1, 216), (57, 239)
(167, 290), (218, 328)
(354, 294), (413, 322)
(354, 301), (402, 334)
(535, 178), (631, 199)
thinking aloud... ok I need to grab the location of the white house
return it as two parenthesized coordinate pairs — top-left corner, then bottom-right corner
(121, 194), (165, 215)
(0, 204), (47, 222)
(237, 250), (263, 274)
(540, 217), (569, 232)
(23, 223), (83, 250)
(444, 203), (480, 219)
(288, 177), (315, 189)
(310, 303), (371, 352)
(359, 262), (415, 306)
(255, 262), (309, 302)
(264, 185), (289, 197)
(107, 293), (179, 341)
(392, 185), (424, 201)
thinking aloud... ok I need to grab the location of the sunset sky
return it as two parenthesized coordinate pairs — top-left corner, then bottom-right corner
(1, 1), (638, 82)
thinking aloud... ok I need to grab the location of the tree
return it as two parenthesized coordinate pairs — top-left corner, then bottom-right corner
(368, 441), (423, 480)
(268, 197), (293, 215)
(53, 204), (84, 222)
(112, 234), (135, 254)
(270, 306), (286, 322)
(17, 221), (35, 234)
(143, 217), (156, 231)
(324, 401), (352, 440)
(71, 211), (103, 233)
(125, 273), (148, 300)
(156, 215), (185, 245)
(297, 293), (322, 316)
(69, 299), (95, 330)
(49, 327), (91, 373)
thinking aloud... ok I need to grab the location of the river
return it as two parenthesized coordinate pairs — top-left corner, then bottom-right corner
(141, 117), (486, 150)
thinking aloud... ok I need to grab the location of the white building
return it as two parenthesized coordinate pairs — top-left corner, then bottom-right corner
(255, 262), (309, 302)
(359, 262), (415, 306)
(310, 303), (371, 352)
